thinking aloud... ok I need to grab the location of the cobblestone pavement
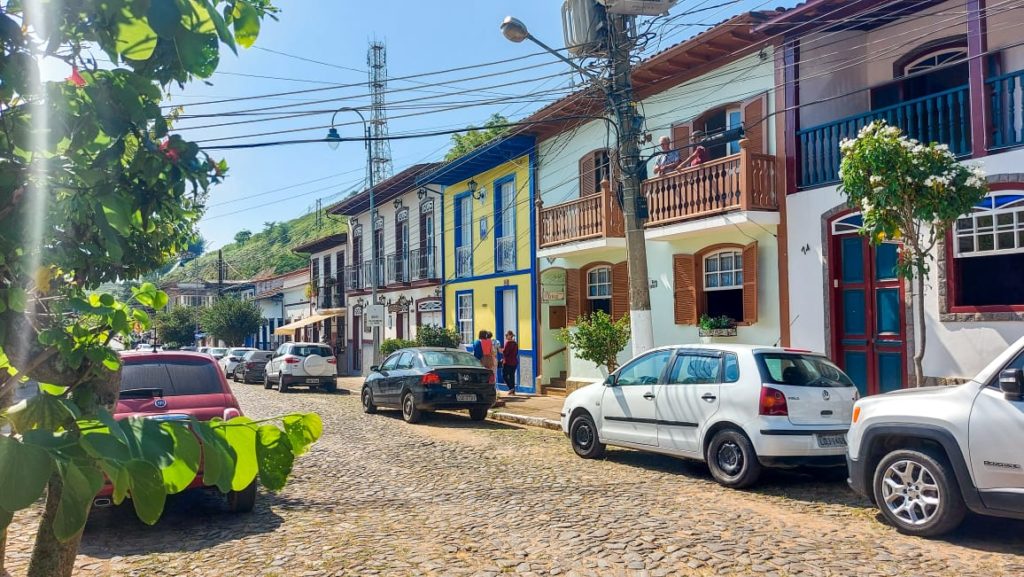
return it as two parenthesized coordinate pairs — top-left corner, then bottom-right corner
(5, 383), (1024, 577)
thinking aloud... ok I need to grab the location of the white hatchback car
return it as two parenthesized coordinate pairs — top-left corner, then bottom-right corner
(561, 344), (859, 488)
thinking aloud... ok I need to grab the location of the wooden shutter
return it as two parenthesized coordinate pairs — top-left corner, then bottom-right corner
(607, 149), (619, 191)
(566, 268), (581, 325)
(673, 254), (697, 325)
(611, 261), (630, 321)
(742, 94), (767, 154)
(671, 122), (691, 153)
(579, 153), (596, 197)
(742, 242), (759, 325)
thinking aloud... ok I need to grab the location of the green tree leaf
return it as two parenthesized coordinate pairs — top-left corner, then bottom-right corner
(116, 16), (158, 60)
(232, 3), (261, 48)
(255, 425), (294, 492)
(6, 393), (76, 432)
(159, 422), (201, 493)
(124, 459), (166, 525)
(192, 420), (236, 492)
(217, 417), (258, 491)
(282, 413), (322, 457)
(0, 435), (53, 512)
(53, 461), (104, 542)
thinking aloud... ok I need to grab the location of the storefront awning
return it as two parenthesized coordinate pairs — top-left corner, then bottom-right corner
(273, 311), (343, 336)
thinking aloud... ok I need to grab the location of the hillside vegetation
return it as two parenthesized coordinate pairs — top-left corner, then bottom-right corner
(162, 211), (346, 283)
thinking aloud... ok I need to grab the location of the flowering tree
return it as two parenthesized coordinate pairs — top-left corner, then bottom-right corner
(839, 121), (987, 385)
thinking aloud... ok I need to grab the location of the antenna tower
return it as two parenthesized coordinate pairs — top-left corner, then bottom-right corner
(368, 40), (393, 183)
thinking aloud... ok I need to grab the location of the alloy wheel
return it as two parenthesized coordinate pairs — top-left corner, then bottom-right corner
(880, 459), (941, 526)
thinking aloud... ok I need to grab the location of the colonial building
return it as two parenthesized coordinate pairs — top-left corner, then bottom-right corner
(528, 11), (785, 392)
(330, 163), (443, 375)
(417, 136), (539, 393)
(248, 266), (310, 349)
(764, 0), (1024, 392)
(289, 233), (349, 370)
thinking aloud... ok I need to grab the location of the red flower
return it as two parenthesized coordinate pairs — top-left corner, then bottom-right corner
(67, 67), (86, 88)
(158, 140), (180, 163)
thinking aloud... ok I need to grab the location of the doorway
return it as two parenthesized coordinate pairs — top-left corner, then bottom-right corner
(829, 213), (908, 396)
(495, 287), (518, 386)
(351, 312), (362, 373)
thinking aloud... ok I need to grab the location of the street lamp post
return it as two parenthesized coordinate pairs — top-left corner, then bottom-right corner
(327, 107), (381, 365)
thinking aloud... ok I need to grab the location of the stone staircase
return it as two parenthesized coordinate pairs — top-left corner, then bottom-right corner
(542, 371), (568, 397)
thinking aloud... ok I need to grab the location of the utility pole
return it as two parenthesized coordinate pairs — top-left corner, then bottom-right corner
(607, 14), (654, 356)
(217, 249), (224, 298)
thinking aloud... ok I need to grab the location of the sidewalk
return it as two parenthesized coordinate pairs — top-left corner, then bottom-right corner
(335, 377), (565, 431)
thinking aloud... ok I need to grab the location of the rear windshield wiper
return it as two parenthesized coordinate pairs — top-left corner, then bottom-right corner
(119, 388), (164, 399)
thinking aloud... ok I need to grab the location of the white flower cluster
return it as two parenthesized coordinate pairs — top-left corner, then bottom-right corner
(965, 164), (986, 189)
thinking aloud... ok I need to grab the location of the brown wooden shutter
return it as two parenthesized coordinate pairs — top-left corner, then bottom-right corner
(673, 254), (697, 325)
(671, 123), (691, 153)
(611, 261), (629, 321)
(607, 149), (619, 191)
(742, 94), (767, 154)
(742, 242), (759, 325)
(566, 268), (581, 325)
(579, 153), (596, 197)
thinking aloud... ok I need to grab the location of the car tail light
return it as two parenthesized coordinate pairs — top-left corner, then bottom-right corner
(759, 386), (789, 416)
(223, 407), (241, 420)
(245, 362), (255, 369)
(283, 356), (301, 364)
(326, 357), (336, 364)
(421, 372), (442, 386)
(487, 372), (495, 385)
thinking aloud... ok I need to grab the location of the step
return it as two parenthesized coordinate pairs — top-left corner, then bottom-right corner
(543, 385), (568, 398)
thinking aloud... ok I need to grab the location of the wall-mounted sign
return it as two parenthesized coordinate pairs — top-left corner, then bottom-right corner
(387, 303), (408, 313)
(365, 304), (385, 328)
(479, 217), (488, 239)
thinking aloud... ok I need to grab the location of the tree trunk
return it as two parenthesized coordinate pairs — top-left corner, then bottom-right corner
(914, 273), (927, 387)
(27, 475), (83, 577)
(1, 527), (8, 576)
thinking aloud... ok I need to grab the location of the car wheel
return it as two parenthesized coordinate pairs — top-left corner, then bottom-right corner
(263, 374), (272, 390)
(569, 413), (605, 459)
(401, 392), (422, 424)
(469, 406), (488, 421)
(277, 375), (288, 393)
(706, 429), (762, 489)
(321, 380), (337, 394)
(226, 481), (257, 513)
(872, 449), (966, 537)
(361, 387), (377, 414)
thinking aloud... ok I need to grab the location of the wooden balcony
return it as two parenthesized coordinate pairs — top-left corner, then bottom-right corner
(537, 185), (624, 249)
(643, 142), (778, 228)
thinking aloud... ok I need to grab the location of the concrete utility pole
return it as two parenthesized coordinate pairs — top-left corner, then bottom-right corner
(217, 249), (224, 297)
(607, 14), (654, 357)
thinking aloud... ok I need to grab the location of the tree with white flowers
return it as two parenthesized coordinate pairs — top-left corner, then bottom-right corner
(839, 121), (988, 386)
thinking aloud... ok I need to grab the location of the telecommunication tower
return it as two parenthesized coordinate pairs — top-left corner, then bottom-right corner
(367, 40), (394, 183)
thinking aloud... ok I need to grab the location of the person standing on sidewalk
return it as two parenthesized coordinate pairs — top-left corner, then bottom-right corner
(475, 330), (497, 372)
(501, 331), (519, 395)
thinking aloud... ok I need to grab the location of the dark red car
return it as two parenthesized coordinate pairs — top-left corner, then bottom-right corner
(95, 351), (255, 512)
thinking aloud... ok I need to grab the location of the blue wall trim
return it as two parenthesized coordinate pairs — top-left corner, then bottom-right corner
(440, 185), (447, 329)
(447, 268), (531, 284)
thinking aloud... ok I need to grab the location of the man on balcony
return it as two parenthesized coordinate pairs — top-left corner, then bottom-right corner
(653, 135), (682, 176)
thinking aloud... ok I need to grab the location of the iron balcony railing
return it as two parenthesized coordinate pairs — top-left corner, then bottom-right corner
(386, 252), (410, 285)
(410, 246), (438, 281)
(455, 246), (472, 279)
(344, 265), (363, 292)
(496, 235), (516, 272)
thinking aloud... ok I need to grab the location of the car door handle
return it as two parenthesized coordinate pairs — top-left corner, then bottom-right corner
(643, 392), (655, 400)
(701, 393), (717, 402)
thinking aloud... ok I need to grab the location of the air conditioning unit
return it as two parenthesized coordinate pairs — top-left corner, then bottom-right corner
(598, 0), (677, 16)
(562, 0), (608, 57)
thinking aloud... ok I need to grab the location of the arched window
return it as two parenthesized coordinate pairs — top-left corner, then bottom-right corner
(586, 266), (612, 316)
(950, 191), (1024, 310)
(902, 47), (968, 77)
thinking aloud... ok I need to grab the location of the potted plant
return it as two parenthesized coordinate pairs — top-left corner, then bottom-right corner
(698, 314), (737, 342)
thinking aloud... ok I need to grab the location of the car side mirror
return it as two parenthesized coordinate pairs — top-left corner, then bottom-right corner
(999, 369), (1024, 401)
(604, 374), (617, 387)
(370, 365), (380, 373)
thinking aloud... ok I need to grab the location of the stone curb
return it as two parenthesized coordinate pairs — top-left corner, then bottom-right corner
(488, 410), (562, 431)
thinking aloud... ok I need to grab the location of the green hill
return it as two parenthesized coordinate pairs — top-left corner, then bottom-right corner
(162, 211), (347, 283)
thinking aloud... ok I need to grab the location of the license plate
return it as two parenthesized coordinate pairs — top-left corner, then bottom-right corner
(305, 378), (319, 384)
(816, 433), (847, 448)
(456, 393), (476, 402)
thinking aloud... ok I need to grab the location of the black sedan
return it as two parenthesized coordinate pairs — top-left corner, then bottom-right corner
(361, 347), (496, 423)
(234, 350), (274, 384)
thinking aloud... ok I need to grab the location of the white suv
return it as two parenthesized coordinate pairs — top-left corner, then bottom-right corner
(561, 344), (859, 488)
(846, 337), (1024, 537)
(264, 342), (337, 393)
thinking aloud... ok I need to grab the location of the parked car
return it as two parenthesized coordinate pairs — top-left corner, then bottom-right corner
(235, 350), (274, 384)
(180, 346), (197, 352)
(361, 347), (496, 424)
(219, 347), (258, 377)
(846, 337), (1024, 537)
(135, 343), (155, 352)
(208, 347), (227, 360)
(561, 344), (859, 488)
(197, 346), (210, 355)
(264, 342), (337, 393)
(101, 351), (255, 512)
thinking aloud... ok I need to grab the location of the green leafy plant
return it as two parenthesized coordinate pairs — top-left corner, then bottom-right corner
(445, 113), (509, 161)
(698, 314), (735, 331)
(155, 306), (201, 347)
(557, 311), (630, 373)
(200, 298), (263, 347)
(415, 325), (462, 349)
(234, 229), (253, 245)
(839, 121), (987, 385)
(380, 338), (417, 357)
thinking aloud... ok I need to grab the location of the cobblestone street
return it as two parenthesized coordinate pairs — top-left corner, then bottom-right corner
(6, 383), (1024, 577)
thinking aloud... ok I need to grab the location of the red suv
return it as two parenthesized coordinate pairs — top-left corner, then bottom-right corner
(96, 351), (255, 512)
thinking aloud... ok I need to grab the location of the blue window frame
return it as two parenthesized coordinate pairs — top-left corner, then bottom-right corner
(493, 174), (517, 272)
(454, 191), (473, 278)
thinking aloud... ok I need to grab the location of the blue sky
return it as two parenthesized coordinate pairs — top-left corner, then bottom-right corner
(172, 0), (778, 249)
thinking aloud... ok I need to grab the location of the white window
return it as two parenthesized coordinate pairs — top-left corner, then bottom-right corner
(903, 48), (968, 76)
(954, 195), (1024, 257)
(587, 267), (612, 298)
(704, 250), (743, 290)
(457, 293), (474, 345)
(500, 179), (516, 237)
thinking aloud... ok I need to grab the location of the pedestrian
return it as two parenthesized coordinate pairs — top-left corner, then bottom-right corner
(475, 330), (497, 372)
(502, 330), (519, 395)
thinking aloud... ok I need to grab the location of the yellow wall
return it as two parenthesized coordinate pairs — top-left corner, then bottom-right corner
(445, 274), (534, 352)
(443, 154), (532, 279)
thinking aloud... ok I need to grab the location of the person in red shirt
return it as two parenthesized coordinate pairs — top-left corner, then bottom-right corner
(501, 331), (519, 395)
(683, 131), (708, 167)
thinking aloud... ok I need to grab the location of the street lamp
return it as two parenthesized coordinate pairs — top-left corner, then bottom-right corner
(500, 16), (599, 82)
(326, 107), (381, 365)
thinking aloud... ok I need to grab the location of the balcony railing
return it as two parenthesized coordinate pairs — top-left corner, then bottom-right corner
(410, 246), (438, 281)
(455, 246), (472, 278)
(538, 185), (624, 249)
(989, 70), (1024, 150)
(318, 288), (333, 310)
(363, 259), (386, 288)
(386, 252), (409, 285)
(642, 145), (777, 227)
(496, 236), (516, 272)
(798, 85), (971, 188)
(344, 265), (364, 292)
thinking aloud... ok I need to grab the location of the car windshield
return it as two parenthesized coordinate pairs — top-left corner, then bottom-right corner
(209, 348), (227, 356)
(227, 348), (252, 357)
(291, 345), (331, 357)
(121, 358), (223, 396)
(756, 353), (854, 388)
(422, 351), (481, 367)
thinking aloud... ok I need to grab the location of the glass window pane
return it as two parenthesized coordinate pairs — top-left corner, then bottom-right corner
(978, 234), (994, 251)
(706, 274), (718, 288)
(958, 236), (974, 253)
(997, 213), (1014, 227)
(721, 272), (733, 286)
(735, 271), (743, 284)
(977, 215), (993, 230)
(616, 350), (673, 386)
(956, 218), (973, 232)
(998, 231), (1016, 250)
(720, 254), (734, 271)
(705, 257), (718, 272)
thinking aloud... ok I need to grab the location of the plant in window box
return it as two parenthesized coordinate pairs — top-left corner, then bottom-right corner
(697, 314), (737, 339)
